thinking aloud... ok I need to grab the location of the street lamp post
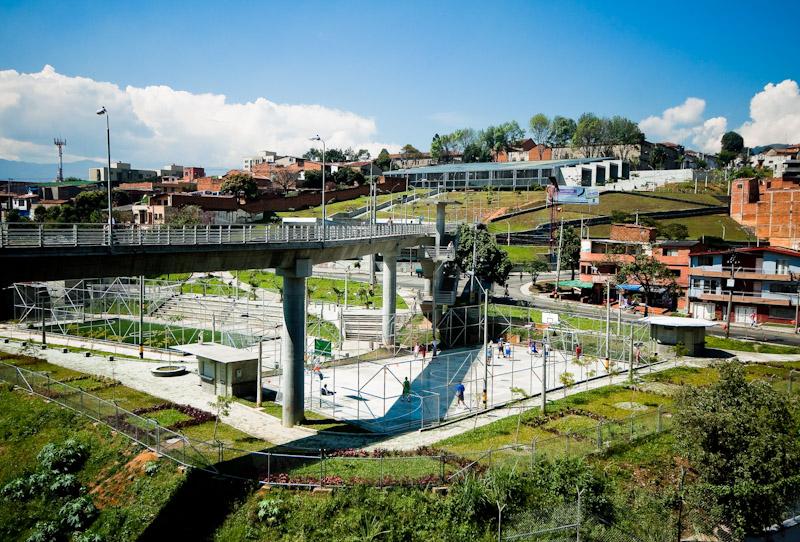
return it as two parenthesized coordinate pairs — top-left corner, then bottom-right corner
(96, 107), (113, 239)
(724, 251), (739, 339)
(310, 135), (326, 240)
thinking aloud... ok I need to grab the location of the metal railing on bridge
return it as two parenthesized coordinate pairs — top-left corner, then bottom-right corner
(0, 222), (439, 249)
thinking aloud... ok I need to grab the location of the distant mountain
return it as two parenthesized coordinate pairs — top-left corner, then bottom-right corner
(0, 159), (103, 181)
(751, 143), (790, 155)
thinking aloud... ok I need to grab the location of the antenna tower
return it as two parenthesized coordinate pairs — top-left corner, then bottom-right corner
(54, 138), (67, 182)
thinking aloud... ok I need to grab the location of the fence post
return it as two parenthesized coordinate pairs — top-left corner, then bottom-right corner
(267, 452), (271, 485)
(156, 423), (160, 454)
(566, 432), (570, 454)
(530, 438), (536, 470)
(596, 421), (603, 449)
(319, 448), (324, 487)
(440, 454), (445, 483)
(380, 455), (384, 488)
(657, 406), (662, 433)
(629, 414), (634, 441)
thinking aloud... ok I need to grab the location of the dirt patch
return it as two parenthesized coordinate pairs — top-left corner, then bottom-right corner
(90, 450), (159, 509)
(613, 401), (649, 411)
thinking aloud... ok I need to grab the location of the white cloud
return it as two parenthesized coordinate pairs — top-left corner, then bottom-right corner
(638, 97), (717, 150)
(0, 65), (399, 168)
(738, 80), (800, 146)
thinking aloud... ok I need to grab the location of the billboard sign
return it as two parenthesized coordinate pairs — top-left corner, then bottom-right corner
(553, 186), (599, 205)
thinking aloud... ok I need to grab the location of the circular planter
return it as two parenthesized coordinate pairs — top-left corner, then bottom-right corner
(151, 365), (187, 377)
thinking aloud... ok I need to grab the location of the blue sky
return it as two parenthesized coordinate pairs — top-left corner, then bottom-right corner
(0, 0), (797, 167)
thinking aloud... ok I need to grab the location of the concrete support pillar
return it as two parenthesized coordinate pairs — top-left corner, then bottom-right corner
(435, 202), (446, 248)
(382, 249), (398, 346)
(277, 258), (312, 428)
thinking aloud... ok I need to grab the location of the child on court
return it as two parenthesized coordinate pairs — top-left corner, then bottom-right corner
(504, 341), (512, 359)
(402, 377), (412, 402)
(455, 382), (467, 409)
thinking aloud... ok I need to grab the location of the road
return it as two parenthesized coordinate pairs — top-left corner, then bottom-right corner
(313, 266), (800, 347)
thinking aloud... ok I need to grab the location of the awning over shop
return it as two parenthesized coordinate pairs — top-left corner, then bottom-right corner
(618, 283), (642, 292)
(557, 280), (593, 289)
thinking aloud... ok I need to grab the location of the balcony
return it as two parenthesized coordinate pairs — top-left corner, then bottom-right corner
(690, 265), (794, 281)
(689, 287), (797, 306)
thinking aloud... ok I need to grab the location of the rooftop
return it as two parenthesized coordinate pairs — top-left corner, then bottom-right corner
(174, 343), (257, 363)
(643, 316), (716, 328)
(385, 157), (610, 176)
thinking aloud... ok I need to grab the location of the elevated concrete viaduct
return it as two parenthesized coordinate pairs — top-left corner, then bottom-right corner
(0, 220), (454, 428)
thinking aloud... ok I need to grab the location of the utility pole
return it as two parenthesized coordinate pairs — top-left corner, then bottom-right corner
(256, 340), (263, 407)
(724, 251), (739, 339)
(53, 138), (66, 183)
(553, 220), (564, 297)
(791, 271), (800, 334)
(605, 280), (611, 359)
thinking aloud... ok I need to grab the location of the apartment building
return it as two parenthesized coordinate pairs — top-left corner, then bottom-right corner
(88, 162), (158, 184)
(578, 223), (704, 310)
(687, 246), (800, 325)
(730, 175), (800, 249)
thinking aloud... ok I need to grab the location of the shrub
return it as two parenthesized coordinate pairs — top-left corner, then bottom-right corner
(25, 520), (61, 542)
(57, 496), (98, 531)
(48, 473), (81, 497)
(37, 439), (88, 474)
(144, 461), (159, 477)
(256, 497), (285, 524)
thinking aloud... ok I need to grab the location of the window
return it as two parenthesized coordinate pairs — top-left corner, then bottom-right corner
(769, 306), (795, 319)
(769, 282), (798, 294)
(776, 259), (790, 274)
(663, 248), (680, 257)
(696, 255), (714, 266)
(201, 360), (214, 379)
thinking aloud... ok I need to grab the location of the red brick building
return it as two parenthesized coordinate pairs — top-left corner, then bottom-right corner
(578, 224), (705, 310)
(730, 175), (800, 249)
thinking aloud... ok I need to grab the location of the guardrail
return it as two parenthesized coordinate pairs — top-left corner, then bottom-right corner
(421, 245), (456, 261)
(0, 222), (438, 249)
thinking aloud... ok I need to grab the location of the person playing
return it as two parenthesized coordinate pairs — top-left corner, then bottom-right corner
(575, 343), (582, 362)
(497, 339), (504, 358)
(413, 341), (419, 360)
(486, 341), (494, 362)
(530, 340), (538, 355)
(313, 360), (323, 381)
(420, 343), (427, 361)
(321, 384), (335, 396)
(455, 382), (467, 409)
(504, 341), (512, 359)
(402, 377), (411, 402)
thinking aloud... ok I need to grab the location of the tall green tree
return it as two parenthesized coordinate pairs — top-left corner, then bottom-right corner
(550, 116), (577, 146)
(430, 133), (454, 163)
(375, 148), (392, 171)
(480, 121), (525, 154)
(220, 172), (259, 200)
(614, 254), (677, 315)
(166, 205), (203, 226)
(454, 224), (513, 288)
(650, 145), (667, 169)
(400, 144), (422, 157)
(721, 131), (745, 154)
(528, 113), (552, 145)
(557, 225), (581, 280)
(572, 113), (603, 157)
(676, 362), (800, 535)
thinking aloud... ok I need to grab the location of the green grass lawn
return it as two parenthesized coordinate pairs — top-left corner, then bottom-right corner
(237, 269), (407, 309)
(587, 213), (753, 241)
(143, 408), (193, 428)
(705, 335), (800, 354)
(278, 189), (421, 218)
(499, 244), (550, 264)
(489, 191), (718, 234)
(374, 189), (547, 223)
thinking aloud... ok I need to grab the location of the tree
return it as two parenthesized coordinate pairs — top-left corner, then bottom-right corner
(400, 144), (421, 157)
(557, 225), (581, 280)
(302, 169), (324, 189)
(550, 116), (577, 147)
(615, 255), (677, 315)
(463, 142), (491, 163)
(208, 395), (233, 443)
(572, 113), (603, 157)
(675, 362), (800, 535)
(528, 113), (552, 145)
(271, 168), (297, 192)
(454, 223), (513, 288)
(430, 133), (454, 163)
(375, 148), (392, 171)
(721, 131), (744, 155)
(650, 145), (667, 169)
(5, 209), (27, 222)
(559, 371), (575, 397)
(166, 205), (203, 226)
(606, 115), (644, 145)
(480, 121), (525, 154)
(661, 223), (689, 240)
(524, 259), (549, 284)
(220, 172), (258, 200)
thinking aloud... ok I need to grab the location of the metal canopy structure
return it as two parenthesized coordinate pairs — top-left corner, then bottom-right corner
(384, 158), (611, 191)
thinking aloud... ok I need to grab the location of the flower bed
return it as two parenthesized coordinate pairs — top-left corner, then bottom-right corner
(132, 402), (216, 430)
